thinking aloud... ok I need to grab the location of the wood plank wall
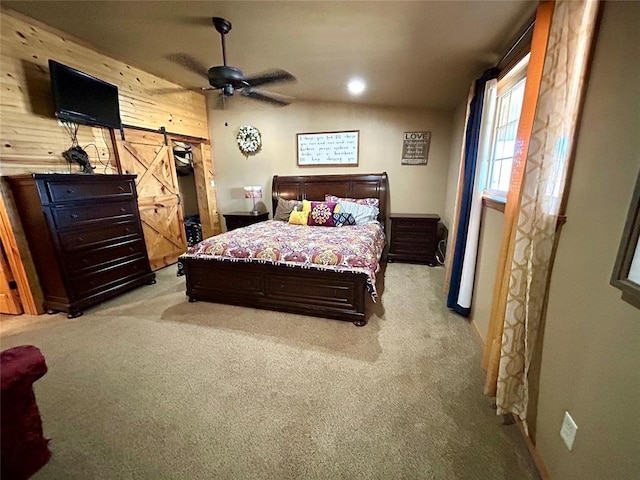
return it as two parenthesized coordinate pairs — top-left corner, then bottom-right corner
(0, 9), (209, 176)
(0, 9), (222, 314)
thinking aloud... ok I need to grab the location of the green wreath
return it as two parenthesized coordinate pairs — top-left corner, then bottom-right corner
(236, 125), (262, 157)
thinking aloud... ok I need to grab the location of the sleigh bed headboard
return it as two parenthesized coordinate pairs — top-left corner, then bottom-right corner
(271, 172), (389, 224)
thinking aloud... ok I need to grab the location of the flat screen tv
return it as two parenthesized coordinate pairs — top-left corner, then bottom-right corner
(49, 59), (122, 130)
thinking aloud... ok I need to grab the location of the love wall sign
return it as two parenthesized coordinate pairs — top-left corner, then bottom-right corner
(401, 131), (431, 165)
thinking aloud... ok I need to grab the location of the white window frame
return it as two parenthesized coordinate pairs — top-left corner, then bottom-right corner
(484, 54), (530, 197)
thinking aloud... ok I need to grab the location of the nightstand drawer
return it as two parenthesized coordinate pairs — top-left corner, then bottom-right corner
(224, 211), (269, 231)
(391, 230), (436, 245)
(392, 219), (436, 233)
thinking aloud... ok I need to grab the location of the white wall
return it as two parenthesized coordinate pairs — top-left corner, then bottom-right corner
(439, 3), (640, 477)
(208, 100), (452, 226)
(443, 99), (468, 230)
(470, 207), (504, 342)
(535, 2), (640, 478)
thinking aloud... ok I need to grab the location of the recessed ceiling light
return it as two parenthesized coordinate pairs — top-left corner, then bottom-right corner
(347, 78), (366, 95)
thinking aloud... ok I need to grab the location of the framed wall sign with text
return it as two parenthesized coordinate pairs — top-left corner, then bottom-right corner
(402, 131), (431, 165)
(297, 130), (359, 166)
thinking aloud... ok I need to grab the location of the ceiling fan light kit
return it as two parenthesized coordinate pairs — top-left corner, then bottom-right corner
(208, 65), (244, 90)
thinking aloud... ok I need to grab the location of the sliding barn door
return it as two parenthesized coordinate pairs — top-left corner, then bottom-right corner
(114, 129), (187, 270)
(0, 243), (22, 314)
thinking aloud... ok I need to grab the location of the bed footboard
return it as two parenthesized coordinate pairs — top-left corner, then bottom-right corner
(182, 258), (369, 325)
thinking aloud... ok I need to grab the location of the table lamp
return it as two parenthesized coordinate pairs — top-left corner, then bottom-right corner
(243, 186), (262, 214)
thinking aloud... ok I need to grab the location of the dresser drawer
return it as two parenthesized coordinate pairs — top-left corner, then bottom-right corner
(58, 220), (141, 251)
(51, 201), (137, 230)
(46, 178), (135, 203)
(68, 257), (151, 298)
(64, 238), (147, 277)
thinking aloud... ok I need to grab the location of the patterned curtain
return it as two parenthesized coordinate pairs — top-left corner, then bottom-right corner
(491, 0), (600, 432)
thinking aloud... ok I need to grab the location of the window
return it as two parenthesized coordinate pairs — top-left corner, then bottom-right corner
(612, 168), (640, 309)
(485, 54), (530, 194)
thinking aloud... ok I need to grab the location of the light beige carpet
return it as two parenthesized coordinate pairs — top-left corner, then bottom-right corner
(0, 263), (539, 480)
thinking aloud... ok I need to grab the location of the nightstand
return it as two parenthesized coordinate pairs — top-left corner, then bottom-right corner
(223, 211), (269, 231)
(388, 213), (440, 265)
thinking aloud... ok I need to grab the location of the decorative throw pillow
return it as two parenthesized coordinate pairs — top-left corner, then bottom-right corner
(302, 199), (312, 213)
(325, 194), (380, 208)
(274, 197), (302, 221)
(308, 201), (337, 227)
(337, 201), (379, 225)
(289, 210), (309, 225)
(333, 211), (356, 227)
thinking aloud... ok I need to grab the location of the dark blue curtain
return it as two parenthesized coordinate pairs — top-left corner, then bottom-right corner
(447, 68), (498, 316)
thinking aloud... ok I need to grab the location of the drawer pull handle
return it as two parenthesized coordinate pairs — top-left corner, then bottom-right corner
(120, 208), (126, 213)
(71, 213), (79, 219)
(118, 186), (125, 192)
(129, 247), (135, 252)
(82, 259), (89, 265)
(125, 228), (131, 233)
(77, 237), (84, 242)
(67, 189), (75, 194)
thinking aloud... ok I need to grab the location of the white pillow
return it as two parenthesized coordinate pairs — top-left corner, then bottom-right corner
(337, 201), (379, 225)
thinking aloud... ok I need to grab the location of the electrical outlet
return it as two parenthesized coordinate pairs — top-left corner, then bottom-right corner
(560, 411), (578, 451)
(210, 179), (215, 187)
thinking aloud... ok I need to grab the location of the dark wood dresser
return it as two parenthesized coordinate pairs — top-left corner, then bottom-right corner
(388, 213), (441, 266)
(223, 211), (269, 231)
(7, 174), (155, 318)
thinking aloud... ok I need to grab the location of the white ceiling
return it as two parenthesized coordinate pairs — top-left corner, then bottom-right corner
(3, 1), (536, 110)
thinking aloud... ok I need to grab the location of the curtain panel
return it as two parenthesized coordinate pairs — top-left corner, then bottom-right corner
(457, 80), (497, 311)
(491, 0), (601, 433)
(446, 69), (498, 316)
(482, 0), (555, 399)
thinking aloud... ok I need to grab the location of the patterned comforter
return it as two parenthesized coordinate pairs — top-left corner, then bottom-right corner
(180, 220), (386, 299)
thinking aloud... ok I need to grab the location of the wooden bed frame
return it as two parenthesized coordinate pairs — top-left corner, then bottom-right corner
(182, 172), (389, 326)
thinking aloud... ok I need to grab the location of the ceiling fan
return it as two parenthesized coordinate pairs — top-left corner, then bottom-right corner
(169, 17), (296, 106)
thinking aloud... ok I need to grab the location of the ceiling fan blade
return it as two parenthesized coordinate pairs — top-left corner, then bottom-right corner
(165, 53), (209, 78)
(243, 69), (296, 88)
(240, 88), (292, 106)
